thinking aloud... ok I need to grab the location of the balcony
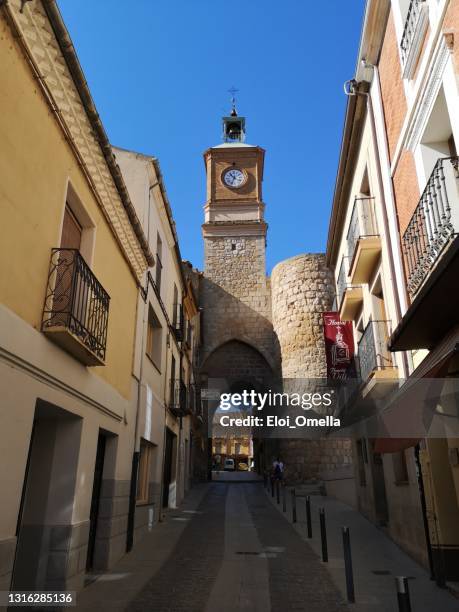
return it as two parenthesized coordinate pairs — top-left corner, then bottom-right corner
(168, 380), (190, 417)
(337, 258), (364, 321)
(189, 383), (203, 418)
(390, 157), (459, 350)
(358, 320), (398, 399)
(171, 303), (184, 342)
(400, 0), (429, 80)
(402, 158), (459, 297)
(42, 249), (110, 366)
(347, 197), (381, 284)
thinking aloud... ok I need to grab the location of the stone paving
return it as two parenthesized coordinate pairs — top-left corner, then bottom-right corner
(74, 481), (459, 611)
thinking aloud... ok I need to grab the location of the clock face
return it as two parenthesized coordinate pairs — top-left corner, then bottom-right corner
(223, 168), (246, 188)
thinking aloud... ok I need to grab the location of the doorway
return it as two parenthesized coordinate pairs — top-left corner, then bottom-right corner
(12, 400), (82, 590)
(86, 433), (106, 571)
(162, 428), (176, 508)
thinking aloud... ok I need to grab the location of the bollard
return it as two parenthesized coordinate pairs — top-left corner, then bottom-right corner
(305, 495), (312, 539)
(291, 489), (297, 523)
(270, 477), (274, 497)
(395, 577), (412, 612)
(276, 479), (280, 504)
(342, 527), (355, 603)
(319, 508), (328, 562)
(282, 484), (287, 512)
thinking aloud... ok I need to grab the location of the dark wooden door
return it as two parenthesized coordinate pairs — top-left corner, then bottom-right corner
(86, 433), (106, 571)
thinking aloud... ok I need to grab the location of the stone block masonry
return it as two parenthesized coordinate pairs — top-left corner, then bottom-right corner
(271, 254), (353, 482)
(271, 254), (334, 379)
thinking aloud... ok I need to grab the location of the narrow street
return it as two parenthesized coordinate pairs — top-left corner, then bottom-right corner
(74, 481), (458, 612)
(77, 481), (347, 612)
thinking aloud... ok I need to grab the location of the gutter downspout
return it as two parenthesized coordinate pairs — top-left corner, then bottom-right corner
(126, 180), (160, 548)
(344, 78), (410, 378)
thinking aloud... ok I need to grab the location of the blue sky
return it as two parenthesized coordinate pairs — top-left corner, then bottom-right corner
(58, 0), (365, 272)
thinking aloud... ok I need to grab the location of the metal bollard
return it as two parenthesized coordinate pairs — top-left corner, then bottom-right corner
(291, 488), (297, 523)
(395, 577), (412, 612)
(282, 484), (287, 512)
(276, 479), (280, 504)
(319, 508), (328, 562)
(342, 527), (355, 603)
(305, 495), (312, 538)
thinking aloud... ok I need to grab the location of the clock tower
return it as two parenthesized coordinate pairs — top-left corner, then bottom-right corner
(202, 108), (268, 299)
(199, 107), (277, 376)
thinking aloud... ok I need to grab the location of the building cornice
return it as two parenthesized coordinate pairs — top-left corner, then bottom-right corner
(2, 0), (154, 281)
(326, 81), (370, 267)
(202, 221), (268, 238)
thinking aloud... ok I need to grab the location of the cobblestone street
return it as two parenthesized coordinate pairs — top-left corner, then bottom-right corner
(75, 481), (459, 612)
(79, 481), (348, 611)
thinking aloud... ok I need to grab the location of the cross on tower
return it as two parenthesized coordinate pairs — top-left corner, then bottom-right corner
(228, 86), (239, 114)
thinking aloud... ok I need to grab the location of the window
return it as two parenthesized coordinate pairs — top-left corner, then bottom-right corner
(146, 305), (162, 370)
(155, 233), (162, 292)
(393, 450), (409, 484)
(356, 439), (367, 486)
(137, 439), (154, 504)
(172, 284), (178, 327)
(169, 355), (176, 405)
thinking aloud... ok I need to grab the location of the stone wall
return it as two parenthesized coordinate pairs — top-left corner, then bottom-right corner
(200, 234), (279, 375)
(270, 253), (353, 482)
(271, 254), (334, 378)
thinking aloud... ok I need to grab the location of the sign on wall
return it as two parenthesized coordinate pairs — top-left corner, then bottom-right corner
(323, 312), (355, 379)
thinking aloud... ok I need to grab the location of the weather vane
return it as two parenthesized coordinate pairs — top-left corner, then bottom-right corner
(228, 86), (239, 114)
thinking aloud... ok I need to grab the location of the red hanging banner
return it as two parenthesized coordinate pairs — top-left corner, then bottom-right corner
(323, 312), (355, 379)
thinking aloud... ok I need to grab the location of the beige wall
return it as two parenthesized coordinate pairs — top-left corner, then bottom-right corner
(0, 20), (138, 400)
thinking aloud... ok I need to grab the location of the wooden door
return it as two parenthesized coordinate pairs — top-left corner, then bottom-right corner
(54, 206), (82, 325)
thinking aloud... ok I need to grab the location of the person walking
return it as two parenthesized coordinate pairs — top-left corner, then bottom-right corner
(272, 457), (284, 482)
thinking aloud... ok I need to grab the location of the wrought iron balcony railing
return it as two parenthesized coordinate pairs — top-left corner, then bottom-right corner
(188, 382), (202, 417)
(346, 197), (378, 260)
(402, 157), (459, 297)
(169, 379), (189, 416)
(171, 302), (184, 341)
(42, 249), (110, 364)
(155, 254), (162, 292)
(400, 0), (428, 78)
(358, 320), (394, 383)
(336, 257), (348, 307)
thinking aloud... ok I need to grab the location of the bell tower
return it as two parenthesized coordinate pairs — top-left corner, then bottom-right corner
(202, 107), (268, 299)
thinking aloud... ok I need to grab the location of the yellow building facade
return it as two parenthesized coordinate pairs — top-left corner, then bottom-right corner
(0, 0), (152, 591)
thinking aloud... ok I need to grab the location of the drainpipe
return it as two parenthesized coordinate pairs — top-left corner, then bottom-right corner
(344, 76), (410, 378)
(126, 182), (158, 550)
(126, 275), (149, 552)
(158, 334), (170, 520)
(414, 444), (435, 579)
